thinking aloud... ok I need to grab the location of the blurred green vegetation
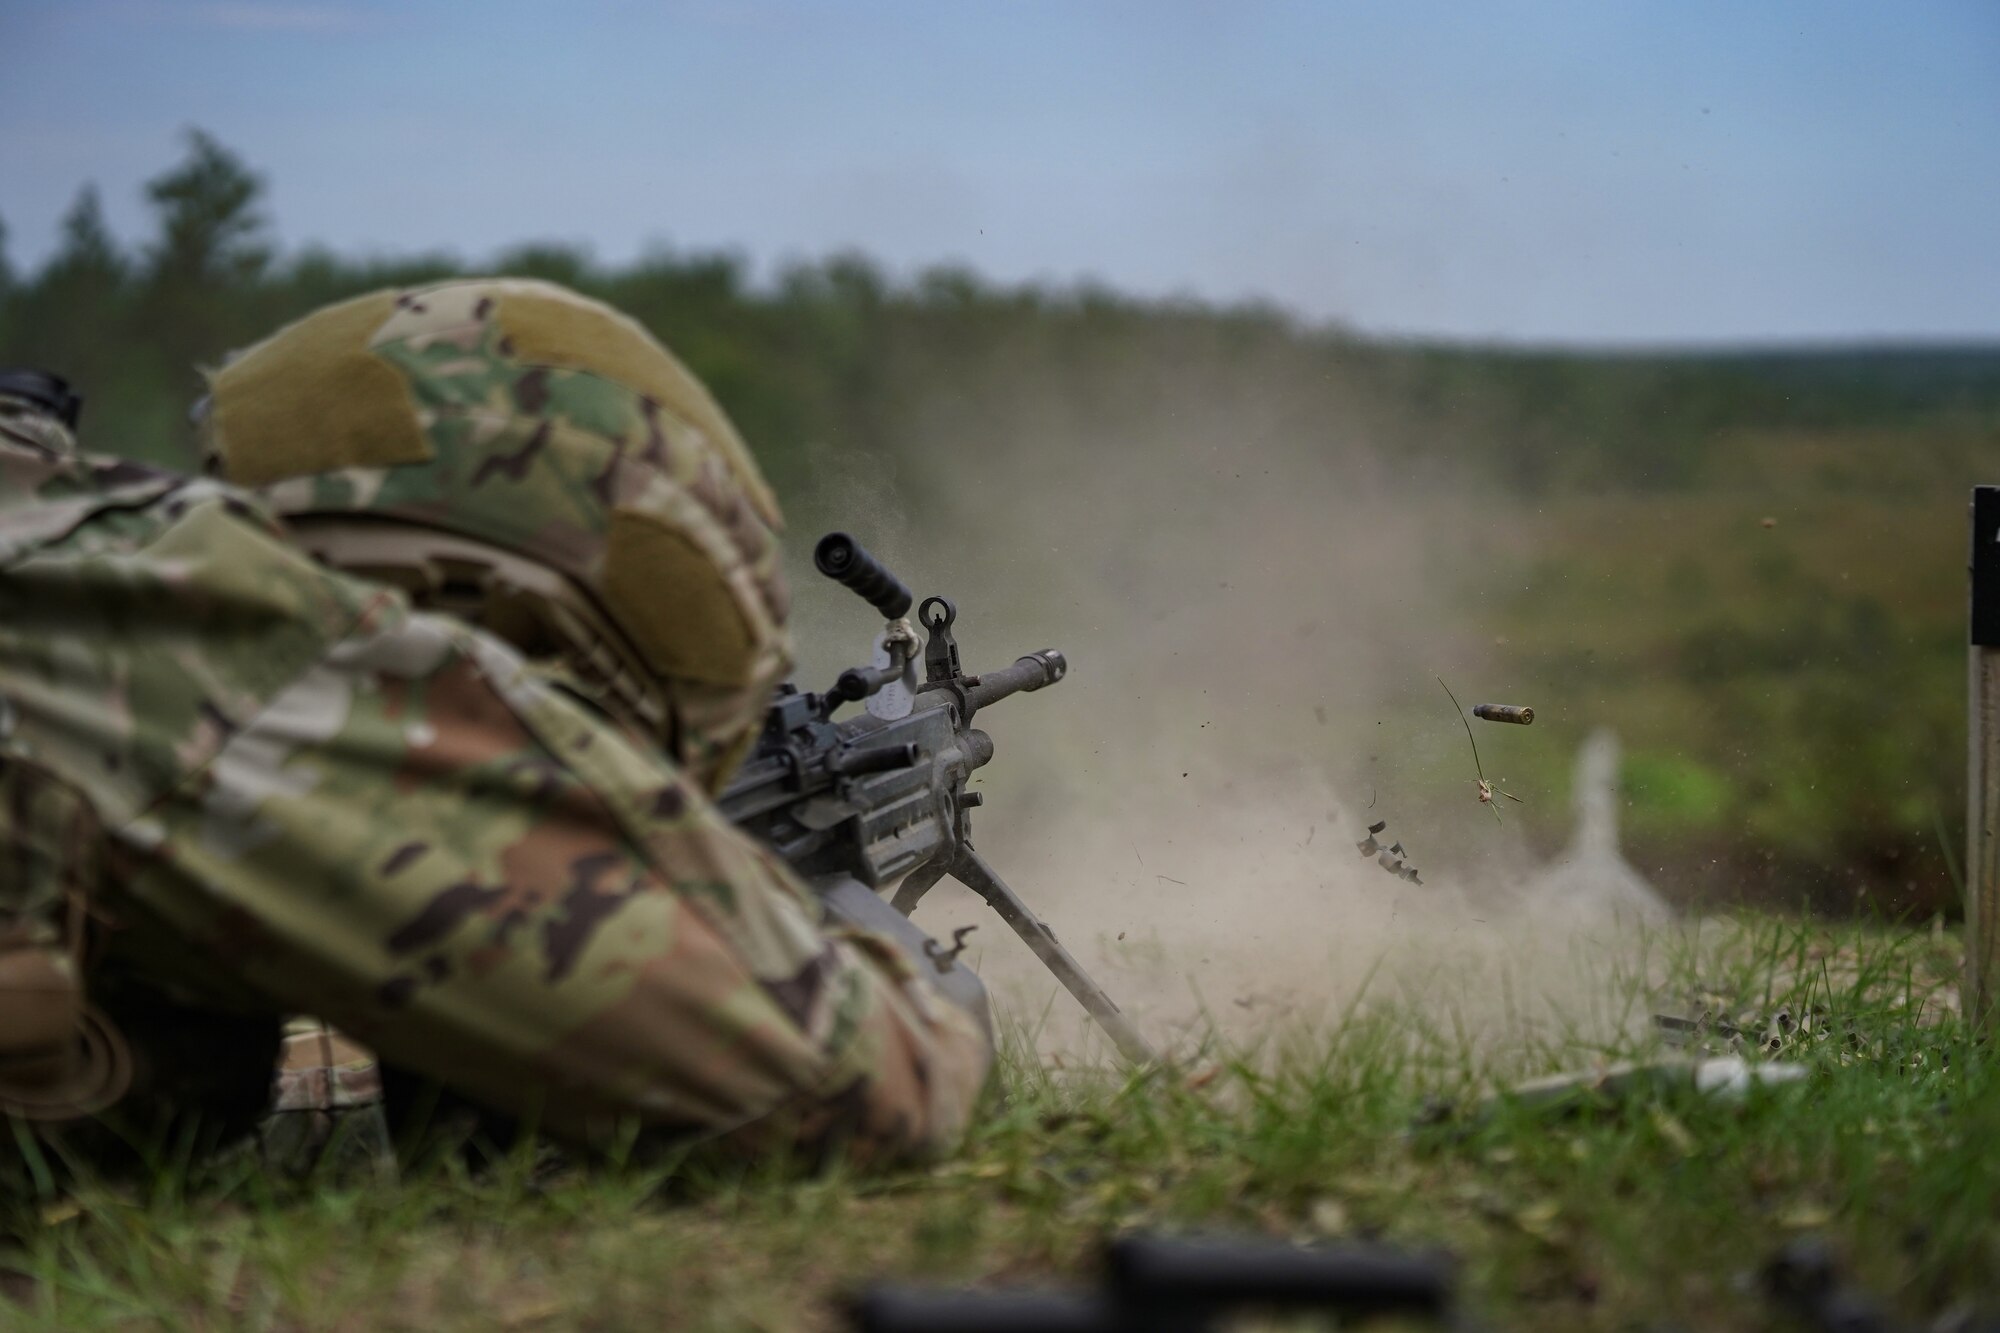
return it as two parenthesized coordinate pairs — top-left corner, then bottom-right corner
(1469, 485), (1977, 915)
(3, 132), (1997, 912)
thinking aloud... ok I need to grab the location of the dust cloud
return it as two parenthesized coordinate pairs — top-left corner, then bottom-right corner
(779, 346), (1662, 1067)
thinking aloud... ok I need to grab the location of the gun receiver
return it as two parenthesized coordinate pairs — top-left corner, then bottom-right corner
(721, 534), (1154, 1065)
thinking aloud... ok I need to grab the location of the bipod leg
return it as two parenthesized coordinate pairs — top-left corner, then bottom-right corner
(889, 859), (949, 915)
(948, 847), (1157, 1065)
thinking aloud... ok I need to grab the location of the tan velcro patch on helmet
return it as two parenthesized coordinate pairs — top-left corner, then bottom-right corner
(492, 290), (781, 528)
(209, 290), (431, 487)
(602, 507), (758, 686)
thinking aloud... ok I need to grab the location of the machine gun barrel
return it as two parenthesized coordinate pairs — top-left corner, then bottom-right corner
(963, 650), (1067, 712)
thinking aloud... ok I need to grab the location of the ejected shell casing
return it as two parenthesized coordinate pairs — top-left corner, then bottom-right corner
(1471, 703), (1534, 725)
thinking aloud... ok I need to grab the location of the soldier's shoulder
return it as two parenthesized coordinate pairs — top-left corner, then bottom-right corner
(0, 438), (295, 565)
(0, 442), (399, 824)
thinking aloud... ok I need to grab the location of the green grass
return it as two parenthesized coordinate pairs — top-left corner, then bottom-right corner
(2, 914), (1991, 1332)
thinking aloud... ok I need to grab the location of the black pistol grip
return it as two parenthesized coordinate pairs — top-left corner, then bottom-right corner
(814, 532), (914, 620)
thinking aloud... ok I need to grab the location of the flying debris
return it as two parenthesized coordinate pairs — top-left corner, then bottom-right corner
(1356, 820), (1421, 885)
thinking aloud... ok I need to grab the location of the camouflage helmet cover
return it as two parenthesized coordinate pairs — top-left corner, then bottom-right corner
(201, 278), (791, 787)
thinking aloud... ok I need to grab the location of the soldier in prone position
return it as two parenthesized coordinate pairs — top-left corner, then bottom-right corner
(0, 281), (992, 1161)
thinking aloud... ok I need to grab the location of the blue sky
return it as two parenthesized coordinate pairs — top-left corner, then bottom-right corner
(1, 0), (1995, 343)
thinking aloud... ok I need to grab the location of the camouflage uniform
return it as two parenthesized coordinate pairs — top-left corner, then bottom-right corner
(0, 286), (991, 1160)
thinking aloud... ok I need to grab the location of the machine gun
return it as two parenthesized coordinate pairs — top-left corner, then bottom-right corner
(719, 533), (1155, 1065)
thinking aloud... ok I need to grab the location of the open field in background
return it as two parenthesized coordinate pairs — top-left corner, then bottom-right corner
(1, 914), (1988, 1332)
(12, 134), (1997, 914)
(1456, 422), (1986, 914)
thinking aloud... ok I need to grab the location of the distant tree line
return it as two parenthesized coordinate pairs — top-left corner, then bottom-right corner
(4, 131), (1996, 497)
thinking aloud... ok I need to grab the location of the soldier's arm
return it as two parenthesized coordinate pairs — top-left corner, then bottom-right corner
(118, 592), (991, 1162)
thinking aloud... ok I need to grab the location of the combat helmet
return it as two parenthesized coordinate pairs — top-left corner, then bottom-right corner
(201, 278), (791, 789)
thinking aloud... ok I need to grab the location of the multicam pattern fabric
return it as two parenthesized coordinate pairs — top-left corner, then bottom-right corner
(204, 279), (792, 790)
(0, 438), (990, 1159)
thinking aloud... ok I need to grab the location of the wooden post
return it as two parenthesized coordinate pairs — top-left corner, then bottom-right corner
(1967, 487), (2000, 1034)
